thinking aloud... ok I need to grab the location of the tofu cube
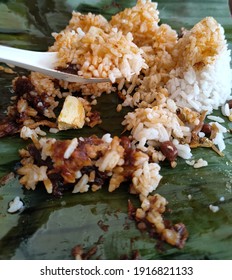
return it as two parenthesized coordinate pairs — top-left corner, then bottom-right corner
(58, 96), (85, 130)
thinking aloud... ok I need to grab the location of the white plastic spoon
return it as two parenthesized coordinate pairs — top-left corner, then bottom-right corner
(0, 45), (111, 84)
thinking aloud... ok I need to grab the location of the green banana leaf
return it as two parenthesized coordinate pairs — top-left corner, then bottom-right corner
(0, 0), (232, 260)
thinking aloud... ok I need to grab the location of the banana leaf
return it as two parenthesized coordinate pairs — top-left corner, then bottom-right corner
(0, 0), (232, 260)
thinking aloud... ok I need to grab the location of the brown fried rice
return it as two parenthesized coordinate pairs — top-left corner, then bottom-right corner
(0, 0), (232, 249)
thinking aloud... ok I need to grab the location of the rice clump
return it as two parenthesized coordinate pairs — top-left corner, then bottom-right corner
(166, 17), (232, 113)
(51, 15), (148, 83)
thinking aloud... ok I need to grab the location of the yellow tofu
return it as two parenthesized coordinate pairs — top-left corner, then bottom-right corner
(58, 96), (85, 130)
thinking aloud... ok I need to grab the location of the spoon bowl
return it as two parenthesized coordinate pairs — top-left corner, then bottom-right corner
(0, 45), (111, 84)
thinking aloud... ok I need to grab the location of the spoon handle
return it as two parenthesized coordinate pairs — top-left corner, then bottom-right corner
(0, 45), (57, 71)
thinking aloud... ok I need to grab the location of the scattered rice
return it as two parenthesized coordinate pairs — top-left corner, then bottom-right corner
(49, 128), (59, 134)
(0, 65), (15, 74)
(17, 163), (49, 190)
(186, 158), (208, 168)
(210, 122), (227, 151)
(186, 160), (195, 166)
(7, 196), (24, 213)
(221, 103), (230, 117)
(209, 204), (220, 213)
(17, 134), (163, 199)
(207, 115), (225, 123)
(194, 158), (208, 168)
(122, 103), (193, 159)
(219, 196), (225, 202)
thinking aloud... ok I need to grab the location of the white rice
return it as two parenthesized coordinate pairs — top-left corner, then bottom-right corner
(167, 54), (232, 114)
(210, 121), (227, 151)
(221, 102), (232, 121)
(166, 18), (232, 114)
(172, 139), (192, 159)
(72, 174), (90, 193)
(207, 115), (225, 123)
(64, 138), (78, 159)
(186, 158), (208, 168)
(49, 128), (59, 134)
(8, 196), (24, 213)
(101, 133), (113, 143)
(193, 158), (208, 168)
(221, 103), (230, 117)
(122, 105), (191, 152)
(209, 204), (220, 213)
